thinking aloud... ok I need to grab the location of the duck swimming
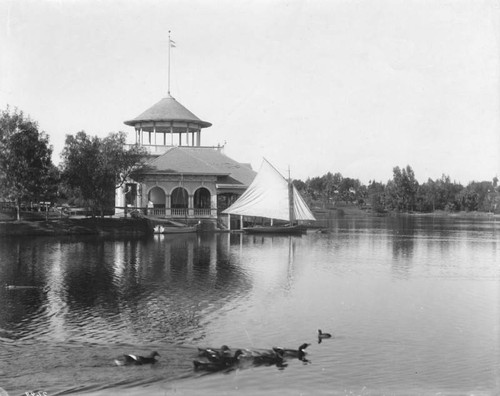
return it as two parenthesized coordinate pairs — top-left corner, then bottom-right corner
(198, 345), (231, 359)
(272, 343), (311, 361)
(252, 348), (287, 367)
(318, 329), (332, 343)
(114, 351), (160, 366)
(193, 349), (244, 371)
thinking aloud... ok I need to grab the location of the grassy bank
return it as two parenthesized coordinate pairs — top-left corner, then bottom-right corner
(0, 218), (153, 237)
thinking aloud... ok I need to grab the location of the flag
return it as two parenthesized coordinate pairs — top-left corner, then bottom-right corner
(170, 39), (176, 48)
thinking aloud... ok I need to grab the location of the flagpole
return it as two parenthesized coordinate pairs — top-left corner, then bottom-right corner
(168, 30), (171, 95)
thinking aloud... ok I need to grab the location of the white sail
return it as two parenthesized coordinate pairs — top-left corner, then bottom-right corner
(222, 159), (315, 222)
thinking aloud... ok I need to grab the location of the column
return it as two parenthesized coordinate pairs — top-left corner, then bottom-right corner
(188, 194), (194, 218)
(210, 194), (217, 218)
(165, 194), (171, 217)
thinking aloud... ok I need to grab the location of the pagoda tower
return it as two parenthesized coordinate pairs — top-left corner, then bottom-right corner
(124, 33), (211, 152)
(116, 34), (255, 226)
(124, 94), (212, 153)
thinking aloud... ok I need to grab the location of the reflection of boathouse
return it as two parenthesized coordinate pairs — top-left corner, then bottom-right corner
(115, 94), (256, 224)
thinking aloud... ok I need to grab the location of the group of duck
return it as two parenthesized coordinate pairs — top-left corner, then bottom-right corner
(114, 329), (332, 373)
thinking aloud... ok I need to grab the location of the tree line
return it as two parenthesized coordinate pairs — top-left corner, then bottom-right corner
(0, 107), (146, 219)
(293, 165), (499, 214)
(1, 106), (498, 219)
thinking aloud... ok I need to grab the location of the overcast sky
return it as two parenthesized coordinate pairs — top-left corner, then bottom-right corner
(1, 0), (499, 184)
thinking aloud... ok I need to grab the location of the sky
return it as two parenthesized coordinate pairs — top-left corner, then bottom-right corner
(1, 0), (499, 185)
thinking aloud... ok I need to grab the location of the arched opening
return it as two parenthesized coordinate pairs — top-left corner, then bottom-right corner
(194, 187), (211, 217)
(125, 183), (138, 207)
(194, 188), (211, 209)
(148, 187), (166, 208)
(171, 187), (188, 217)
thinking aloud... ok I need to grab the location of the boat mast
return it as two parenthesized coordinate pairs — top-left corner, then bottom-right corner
(288, 166), (295, 226)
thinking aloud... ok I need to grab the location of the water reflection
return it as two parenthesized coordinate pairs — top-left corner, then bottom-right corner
(0, 234), (258, 345)
(0, 216), (498, 395)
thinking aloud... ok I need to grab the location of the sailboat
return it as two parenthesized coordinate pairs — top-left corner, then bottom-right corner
(222, 159), (315, 234)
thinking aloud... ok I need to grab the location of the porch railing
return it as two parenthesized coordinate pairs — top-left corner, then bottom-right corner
(148, 208), (166, 217)
(119, 207), (214, 218)
(171, 208), (188, 217)
(194, 208), (211, 217)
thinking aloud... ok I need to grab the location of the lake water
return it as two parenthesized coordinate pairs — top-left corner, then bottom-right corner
(0, 215), (498, 395)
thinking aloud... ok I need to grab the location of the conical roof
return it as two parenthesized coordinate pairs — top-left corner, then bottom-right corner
(124, 95), (212, 132)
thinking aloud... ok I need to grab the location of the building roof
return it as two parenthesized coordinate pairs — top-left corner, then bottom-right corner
(124, 95), (212, 131)
(144, 147), (256, 186)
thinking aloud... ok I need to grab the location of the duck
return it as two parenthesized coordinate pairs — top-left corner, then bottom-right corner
(252, 348), (286, 367)
(272, 343), (311, 360)
(203, 345), (233, 363)
(219, 349), (245, 366)
(114, 351), (160, 366)
(197, 345), (231, 359)
(318, 329), (332, 343)
(193, 349), (245, 371)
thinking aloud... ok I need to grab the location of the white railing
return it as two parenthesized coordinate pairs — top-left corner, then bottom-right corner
(148, 208), (166, 217)
(194, 208), (211, 217)
(171, 208), (188, 217)
(122, 207), (215, 218)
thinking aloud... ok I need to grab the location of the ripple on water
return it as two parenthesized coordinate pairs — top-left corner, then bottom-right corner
(0, 220), (498, 394)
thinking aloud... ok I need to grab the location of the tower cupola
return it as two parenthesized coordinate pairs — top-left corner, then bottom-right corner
(124, 94), (211, 149)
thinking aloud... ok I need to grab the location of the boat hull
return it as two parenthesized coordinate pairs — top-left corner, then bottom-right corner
(154, 226), (197, 234)
(243, 225), (306, 235)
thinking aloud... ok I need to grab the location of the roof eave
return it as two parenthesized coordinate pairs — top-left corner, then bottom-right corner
(124, 119), (212, 128)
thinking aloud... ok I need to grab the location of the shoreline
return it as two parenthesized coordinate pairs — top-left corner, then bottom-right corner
(0, 209), (497, 237)
(0, 217), (153, 237)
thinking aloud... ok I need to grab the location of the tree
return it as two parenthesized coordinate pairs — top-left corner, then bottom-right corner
(386, 165), (418, 211)
(463, 181), (496, 212)
(60, 131), (147, 217)
(457, 187), (479, 212)
(339, 177), (362, 204)
(0, 107), (58, 220)
(367, 180), (387, 213)
(307, 176), (325, 202)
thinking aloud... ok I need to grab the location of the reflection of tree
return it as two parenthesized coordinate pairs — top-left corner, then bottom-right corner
(114, 233), (254, 343)
(0, 238), (48, 339)
(63, 238), (120, 309)
(390, 217), (416, 278)
(0, 233), (255, 344)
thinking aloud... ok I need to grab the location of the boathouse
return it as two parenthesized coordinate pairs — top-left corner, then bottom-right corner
(115, 94), (256, 226)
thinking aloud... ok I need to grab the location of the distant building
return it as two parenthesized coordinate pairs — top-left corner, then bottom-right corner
(115, 94), (256, 225)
